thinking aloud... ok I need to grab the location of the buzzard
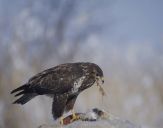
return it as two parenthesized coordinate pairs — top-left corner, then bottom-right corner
(11, 62), (104, 124)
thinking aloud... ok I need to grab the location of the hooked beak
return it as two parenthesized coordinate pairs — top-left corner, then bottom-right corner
(102, 77), (104, 84)
(96, 77), (104, 85)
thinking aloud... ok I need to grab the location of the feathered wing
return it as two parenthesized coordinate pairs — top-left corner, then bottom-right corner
(11, 63), (84, 104)
(27, 64), (84, 94)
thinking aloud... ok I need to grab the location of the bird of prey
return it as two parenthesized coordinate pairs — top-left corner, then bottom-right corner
(11, 62), (104, 124)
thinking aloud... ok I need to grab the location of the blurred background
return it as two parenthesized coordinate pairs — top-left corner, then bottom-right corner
(0, 0), (163, 128)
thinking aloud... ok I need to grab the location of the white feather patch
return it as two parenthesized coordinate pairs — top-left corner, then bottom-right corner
(86, 111), (98, 120)
(71, 76), (86, 93)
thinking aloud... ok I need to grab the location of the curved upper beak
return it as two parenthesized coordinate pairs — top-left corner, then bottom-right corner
(102, 77), (104, 84)
(96, 77), (104, 86)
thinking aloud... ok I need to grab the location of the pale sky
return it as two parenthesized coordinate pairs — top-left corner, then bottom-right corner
(111, 0), (163, 44)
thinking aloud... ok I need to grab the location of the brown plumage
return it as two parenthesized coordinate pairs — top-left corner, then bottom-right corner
(11, 62), (104, 120)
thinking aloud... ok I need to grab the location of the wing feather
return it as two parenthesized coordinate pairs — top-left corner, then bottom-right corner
(27, 63), (84, 95)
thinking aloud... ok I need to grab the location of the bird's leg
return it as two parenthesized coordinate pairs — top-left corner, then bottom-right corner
(60, 116), (64, 125)
(70, 109), (79, 122)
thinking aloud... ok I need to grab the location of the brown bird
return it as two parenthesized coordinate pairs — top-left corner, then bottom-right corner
(11, 62), (104, 124)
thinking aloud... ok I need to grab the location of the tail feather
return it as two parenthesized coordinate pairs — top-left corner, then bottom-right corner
(13, 94), (37, 105)
(14, 91), (25, 97)
(11, 84), (27, 94)
(11, 84), (37, 105)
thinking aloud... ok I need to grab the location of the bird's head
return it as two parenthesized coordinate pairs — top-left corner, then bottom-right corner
(92, 64), (104, 84)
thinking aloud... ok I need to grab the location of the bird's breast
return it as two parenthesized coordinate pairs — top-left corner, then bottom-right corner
(71, 76), (86, 93)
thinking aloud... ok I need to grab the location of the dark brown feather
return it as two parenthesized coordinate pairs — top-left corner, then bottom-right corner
(52, 94), (68, 119)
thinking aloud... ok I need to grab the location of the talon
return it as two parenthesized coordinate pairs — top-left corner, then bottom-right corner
(70, 110), (80, 122)
(60, 116), (64, 125)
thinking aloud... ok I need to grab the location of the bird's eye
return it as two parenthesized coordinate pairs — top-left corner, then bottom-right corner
(96, 73), (99, 76)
